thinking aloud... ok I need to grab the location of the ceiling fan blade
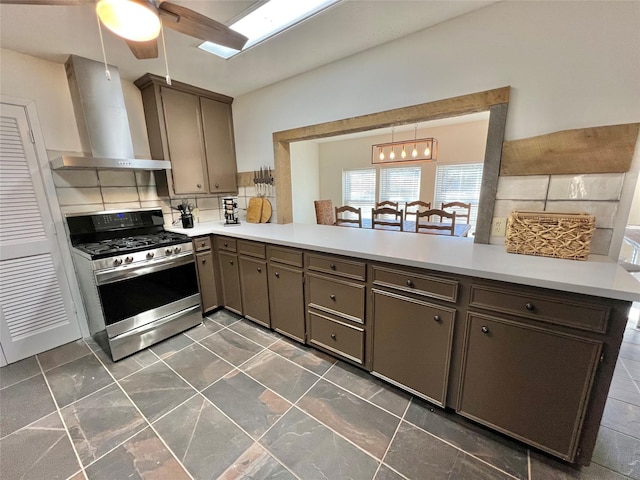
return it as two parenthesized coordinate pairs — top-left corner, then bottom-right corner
(0, 0), (94, 4)
(125, 39), (159, 59)
(158, 2), (248, 51)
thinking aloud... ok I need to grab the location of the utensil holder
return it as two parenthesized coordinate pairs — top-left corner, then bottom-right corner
(181, 213), (194, 229)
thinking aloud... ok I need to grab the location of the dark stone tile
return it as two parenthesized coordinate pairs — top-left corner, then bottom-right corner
(37, 339), (91, 371)
(228, 318), (282, 347)
(149, 332), (194, 359)
(202, 370), (291, 438)
(0, 356), (40, 389)
(269, 337), (336, 375)
(84, 427), (190, 480)
(184, 317), (224, 341)
(619, 342), (640, 362)
(164, 343), (234, 391)
(298, 379), (400, 459)
(68, 472), (86, 480)
(608, 374), (640, 407)
(241, 350), (319, 402)
(529, 450), (628, 479)
(624, 328), (640, 346)
(60, 383), (147, 466)
(375, 464), (405, 480)
(92, 345), (158, 381)
(384, 422), (513, 480)
(206, 309), (241, 327)
(200, 329), (264, 366)
(324, 360), (411, 417)
(404, 397), (529, 479)
(0, 412), (81, 480)
(119, 362), (195, 423)
(154, 395), (253, 480)
(0, 373), (55, 437)
(602, 397), (640, 439)
(44, 353), (114, 408)
(260, 408), (379, 480)
(622, 357), (640, 382)
(592, 426), (640, 479)
(218, 442), (295, 480)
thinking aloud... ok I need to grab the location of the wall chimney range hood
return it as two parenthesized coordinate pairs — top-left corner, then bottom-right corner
(51, 55), (170, 171)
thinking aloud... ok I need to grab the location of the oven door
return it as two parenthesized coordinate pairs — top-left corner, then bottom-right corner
(95, 251), (199, 338)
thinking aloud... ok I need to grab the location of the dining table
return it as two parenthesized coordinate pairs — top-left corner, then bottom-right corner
(354, 218), (472, 237)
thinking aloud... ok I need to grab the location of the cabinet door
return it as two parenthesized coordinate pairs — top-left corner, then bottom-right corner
(195, 251), (218, 313)
(161, 87), (207, 194)
(268, 264), (304, 342)
(218, 251), (242, 315)
(201, 97), (237, 193)
(239, 256), (270, 328)
(371, 289), (455, 406)
(458, 313), (602, 461)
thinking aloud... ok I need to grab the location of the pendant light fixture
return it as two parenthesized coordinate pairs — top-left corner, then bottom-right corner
(389, 127), (396, 160)
(412, 124), (418, 158)
(371, 124), (438, 164)
(96, 0), (161, 42)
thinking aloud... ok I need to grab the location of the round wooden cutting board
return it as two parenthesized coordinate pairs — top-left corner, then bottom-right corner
(260, 199), (272, 223)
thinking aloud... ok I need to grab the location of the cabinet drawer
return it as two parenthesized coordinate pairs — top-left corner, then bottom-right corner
(372, 265), (458, 303)
(268, 245), (303, 267)
(308, 311), (364, 364)
(308, 273), (365, 323)
(215, 236), (237, 253)
(469, 284), (609, 333)
(193, 236), (211, 252)
(306, 253), (366, 281)
(238, 240), (266, 259)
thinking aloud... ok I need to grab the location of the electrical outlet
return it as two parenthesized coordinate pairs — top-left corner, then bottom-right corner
(491, 217), (507, 236)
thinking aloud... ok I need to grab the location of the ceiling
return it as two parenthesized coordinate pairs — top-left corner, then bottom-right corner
(0, 0), (497, 98)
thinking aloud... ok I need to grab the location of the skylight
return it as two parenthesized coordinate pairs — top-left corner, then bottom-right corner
(199, 0), (339, 59)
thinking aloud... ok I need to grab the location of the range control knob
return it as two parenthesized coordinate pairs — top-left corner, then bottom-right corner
(165, 248), (173, 255)
(113, 258), (123, 266)
(125, 256), (134, 263)
(146, 252), (155, 259)
(173, 246), (182, 254)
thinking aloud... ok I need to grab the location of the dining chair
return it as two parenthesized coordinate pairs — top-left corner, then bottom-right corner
(335, 205), (362, 228)
(376, 200), (399, 210)
(404, 200), (432, 221)
(314, 199), (335, 225)
(372, 207), (404, 231)
(415, 209), (456, 235)
(441, 201), (471, 224)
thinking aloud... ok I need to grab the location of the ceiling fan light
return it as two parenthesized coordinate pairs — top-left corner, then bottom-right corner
(97, 0), (161, 42)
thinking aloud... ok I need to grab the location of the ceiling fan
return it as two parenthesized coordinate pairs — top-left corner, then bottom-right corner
(0, 0), (249, 59)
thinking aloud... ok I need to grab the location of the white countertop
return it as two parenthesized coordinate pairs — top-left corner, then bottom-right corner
(169, 221), (640, 302)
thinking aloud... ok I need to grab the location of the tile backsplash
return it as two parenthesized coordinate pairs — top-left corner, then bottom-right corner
(492, 173), (625, 255)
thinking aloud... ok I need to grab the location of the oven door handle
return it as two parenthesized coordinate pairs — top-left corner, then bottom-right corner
(95, 252), (195, 285)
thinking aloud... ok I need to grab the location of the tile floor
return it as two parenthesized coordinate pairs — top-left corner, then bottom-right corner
(1, 306), (639, 480)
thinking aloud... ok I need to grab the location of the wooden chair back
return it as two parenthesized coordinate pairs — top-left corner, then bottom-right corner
(404, 200), (431, 221)
(371, 207), (404, 231)
(441, 201), (471, 224)
(376, 200), (399, 210)
(415, 209), (456, 235)
(335, 205), (362, 228)
(314, 199), (335, 225)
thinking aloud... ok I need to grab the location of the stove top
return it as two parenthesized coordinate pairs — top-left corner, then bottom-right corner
(74, 232), (190, 258)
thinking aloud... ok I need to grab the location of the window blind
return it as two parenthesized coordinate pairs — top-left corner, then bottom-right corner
(379, 167), (421, 205)
(434, 163), (483, 230)
(343, 168), (376, 218)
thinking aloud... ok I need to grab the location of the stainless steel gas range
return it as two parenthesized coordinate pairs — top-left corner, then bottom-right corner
(67, 208), (201, 361)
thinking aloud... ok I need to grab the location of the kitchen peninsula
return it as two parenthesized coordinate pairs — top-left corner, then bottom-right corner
(170, 221), (639, 466)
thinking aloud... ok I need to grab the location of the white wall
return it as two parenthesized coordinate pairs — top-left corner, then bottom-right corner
(232, 1), (639, 169)
(290, 141), (320, 223)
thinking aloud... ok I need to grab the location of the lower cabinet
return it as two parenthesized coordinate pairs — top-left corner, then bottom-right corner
(195, 250), (218, 313)
(308, 311), (365, 364)
(371, 289), (455, 406)
(239, 255), (270, 327)
(268, 263), (305, 342)
(218, 251), (242, 315)
(457, 313), (602, 461)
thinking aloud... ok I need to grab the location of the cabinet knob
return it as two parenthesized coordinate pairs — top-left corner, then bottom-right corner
(330, 333), (337, 340)
(201, 258), (206, 264)
(229, 260), (234, 265)
(274, 272), (280, 278)
(406, 279), (414, 287)
(257, 267), (262, 273)
(481, 326), (490, 334)
(200, 242), (206, 247)
(329, 264), (336, 270)
(525, 303), (535, 311)
(434, 315), (441, 322)
(197, 184), (202, 189)
(224, 242), (228, 247)
(215, 183), (220, 188)
(330, 294), (336, 301)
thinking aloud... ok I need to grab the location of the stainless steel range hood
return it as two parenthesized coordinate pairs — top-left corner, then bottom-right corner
(51, 55), (170, 171)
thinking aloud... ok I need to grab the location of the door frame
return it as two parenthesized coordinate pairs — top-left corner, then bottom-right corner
(1, 95), (89, 338)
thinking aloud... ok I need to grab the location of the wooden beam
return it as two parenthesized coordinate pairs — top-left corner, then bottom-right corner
(501, 123), (640, 176)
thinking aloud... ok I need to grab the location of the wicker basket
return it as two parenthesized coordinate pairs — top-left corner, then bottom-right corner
(505, 211), (596, 261)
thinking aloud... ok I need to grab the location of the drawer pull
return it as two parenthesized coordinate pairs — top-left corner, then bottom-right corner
(525, 303), (535, 311)
(224, 242), (228, 247)
(330, 264), (336, 270)
(201, 258), (206, 264)
(330, 333), (337, 340)
(406, 279), (414, 287)
(330, 294), (336, 301)
(434, 315), (441, 322)
(257, 267), (262, 273)
(481, 326), (490, 334)
(274, 272), (280, 278)
(200, 242), (206, 247)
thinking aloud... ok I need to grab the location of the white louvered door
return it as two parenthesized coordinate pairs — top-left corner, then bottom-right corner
(0, 103), (80, 363)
